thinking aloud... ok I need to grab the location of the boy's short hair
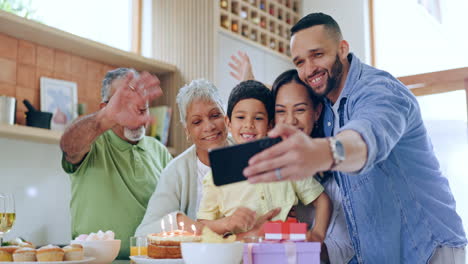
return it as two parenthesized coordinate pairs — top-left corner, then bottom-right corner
(227, 80), (274, 122)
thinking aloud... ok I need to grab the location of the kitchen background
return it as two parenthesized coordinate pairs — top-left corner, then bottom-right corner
(1, 0), (467, 249)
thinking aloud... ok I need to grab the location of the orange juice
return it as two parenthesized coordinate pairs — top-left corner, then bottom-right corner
(130, 246), (147, 256)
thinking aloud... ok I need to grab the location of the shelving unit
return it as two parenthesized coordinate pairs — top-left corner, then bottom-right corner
(0, 124), (177, 155)
(0, 10), (179, 155)
(219, 0), (301, 58)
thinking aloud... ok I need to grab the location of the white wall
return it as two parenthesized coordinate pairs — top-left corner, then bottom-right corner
(215, 32), (294, 107)
(0, 138), (71, 246)
(302, 0), (370, 64)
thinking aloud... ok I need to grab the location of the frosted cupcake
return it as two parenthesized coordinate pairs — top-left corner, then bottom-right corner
(36, 245), (64, 262)
(13, 247), (37, 262)
(63, 244), (84, 261)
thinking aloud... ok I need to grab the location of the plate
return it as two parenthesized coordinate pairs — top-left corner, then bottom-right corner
(5, 257), (95, 264)
(130, 255), (184, 264)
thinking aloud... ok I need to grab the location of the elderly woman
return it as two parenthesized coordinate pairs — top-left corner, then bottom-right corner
(135, 79), (231, 235)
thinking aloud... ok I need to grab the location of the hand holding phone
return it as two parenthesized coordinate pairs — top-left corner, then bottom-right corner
(209, 137), (282, 186)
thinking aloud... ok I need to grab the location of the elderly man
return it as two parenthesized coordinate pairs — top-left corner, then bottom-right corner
(244, 13), (466, 263)
(60, 68), (172, 259)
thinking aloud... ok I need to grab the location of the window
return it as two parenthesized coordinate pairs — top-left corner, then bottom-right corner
(417, 91), (468, 232)
(372, 0), (468, 77)
(26, 0), (133, 51)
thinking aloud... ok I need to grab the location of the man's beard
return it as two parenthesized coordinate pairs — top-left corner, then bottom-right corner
(124, 126), (146, 142)
(309, 55), (344, 98)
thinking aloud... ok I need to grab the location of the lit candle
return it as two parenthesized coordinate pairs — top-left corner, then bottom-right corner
(191, 224), (196, 236)
(168, 215), (174, 235)
(161, 220), (166, 236)
(179, 222), (184, 232)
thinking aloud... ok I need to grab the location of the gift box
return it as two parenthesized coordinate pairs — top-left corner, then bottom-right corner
(263, 218), (307, 241)
(243, 242), (321, 264)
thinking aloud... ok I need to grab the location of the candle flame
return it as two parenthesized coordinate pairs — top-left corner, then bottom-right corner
(191, 224), (196, 234)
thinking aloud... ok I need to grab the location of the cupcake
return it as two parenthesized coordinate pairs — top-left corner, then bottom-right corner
(13, 247), (37, 262)
(0, 247), (13, 262)
(36, 245), (64, 262)
(63, 244), (83, 261)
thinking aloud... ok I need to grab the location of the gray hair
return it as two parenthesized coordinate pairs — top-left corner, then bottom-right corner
(176, 79), (224, 127)
(101, 68), (139, 102)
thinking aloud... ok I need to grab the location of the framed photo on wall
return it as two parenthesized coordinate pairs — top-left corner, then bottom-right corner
(40, 77), (78, 131)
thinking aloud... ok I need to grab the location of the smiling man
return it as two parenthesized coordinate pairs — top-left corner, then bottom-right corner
(60, 68), (172, 259)
(244, 13), (467, 263)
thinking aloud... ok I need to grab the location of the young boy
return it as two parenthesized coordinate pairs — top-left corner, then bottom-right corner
(197, 80), (331, 241)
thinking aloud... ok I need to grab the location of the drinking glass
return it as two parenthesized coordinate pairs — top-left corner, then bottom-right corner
(130, 236), (147, 257)
(0, 193), (15, 245)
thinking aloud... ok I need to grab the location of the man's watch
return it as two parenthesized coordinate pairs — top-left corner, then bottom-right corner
(328, 137), (345, 170)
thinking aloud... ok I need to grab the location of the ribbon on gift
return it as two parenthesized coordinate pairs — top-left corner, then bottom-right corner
(284, 242), (297, 264)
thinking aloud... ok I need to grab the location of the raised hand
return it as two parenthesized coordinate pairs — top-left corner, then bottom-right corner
(102, 71), (163, 129)
(228, 51), (255, 82)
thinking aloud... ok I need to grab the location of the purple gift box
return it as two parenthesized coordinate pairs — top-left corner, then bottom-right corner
(243, 242), (321, 264)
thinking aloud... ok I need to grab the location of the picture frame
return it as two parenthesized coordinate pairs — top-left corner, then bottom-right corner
(40, 77), (78, 131)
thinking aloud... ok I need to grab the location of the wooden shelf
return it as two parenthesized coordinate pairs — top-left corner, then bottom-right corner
(0, 124), (177, 156)
(0, 124), (61, 144)
(0, 10), (177, 75)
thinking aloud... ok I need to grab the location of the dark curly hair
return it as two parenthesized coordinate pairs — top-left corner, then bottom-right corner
(227, 80), (274, 123)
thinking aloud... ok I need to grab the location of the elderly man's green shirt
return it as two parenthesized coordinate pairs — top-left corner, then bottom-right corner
(62, 130), (172, 259)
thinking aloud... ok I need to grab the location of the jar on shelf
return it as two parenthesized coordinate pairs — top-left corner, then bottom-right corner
(231, 22), (239, 32)
(278, 10), (283, 20)
(220, 0), (228, 10)
(240, 10), (248, 19)
(252, 16), (260, 25)
(260, 18), (266, 28)
(269, 39), (276, 50)
(260, 0), (266, 10)
(221, 16), (230, 29)
(250, 31), (257, 41)
(242, 26), (249, 37)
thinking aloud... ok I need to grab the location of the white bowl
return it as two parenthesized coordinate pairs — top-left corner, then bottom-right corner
(181, 242), (244, 264)
(70, 240), (121, 264)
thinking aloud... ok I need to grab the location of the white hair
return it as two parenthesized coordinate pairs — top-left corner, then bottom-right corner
(101, 68), (139, 102)
(176, 79), (224, 127)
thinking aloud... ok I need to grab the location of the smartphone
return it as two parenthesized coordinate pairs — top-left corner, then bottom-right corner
(209, 137), (282, 186)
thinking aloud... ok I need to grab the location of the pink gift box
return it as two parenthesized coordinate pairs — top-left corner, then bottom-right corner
(243, 242), (321, 264)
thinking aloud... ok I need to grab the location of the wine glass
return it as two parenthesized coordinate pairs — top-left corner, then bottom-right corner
(0, 193), (15, 245)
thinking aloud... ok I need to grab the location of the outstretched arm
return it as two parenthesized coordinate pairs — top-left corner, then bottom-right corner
(60, 72), (163, 164)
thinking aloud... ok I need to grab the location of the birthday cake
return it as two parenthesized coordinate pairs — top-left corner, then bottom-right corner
(147, 230), (201, 259)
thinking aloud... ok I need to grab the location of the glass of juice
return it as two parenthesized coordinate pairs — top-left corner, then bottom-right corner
(130, 236), (147, 258)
